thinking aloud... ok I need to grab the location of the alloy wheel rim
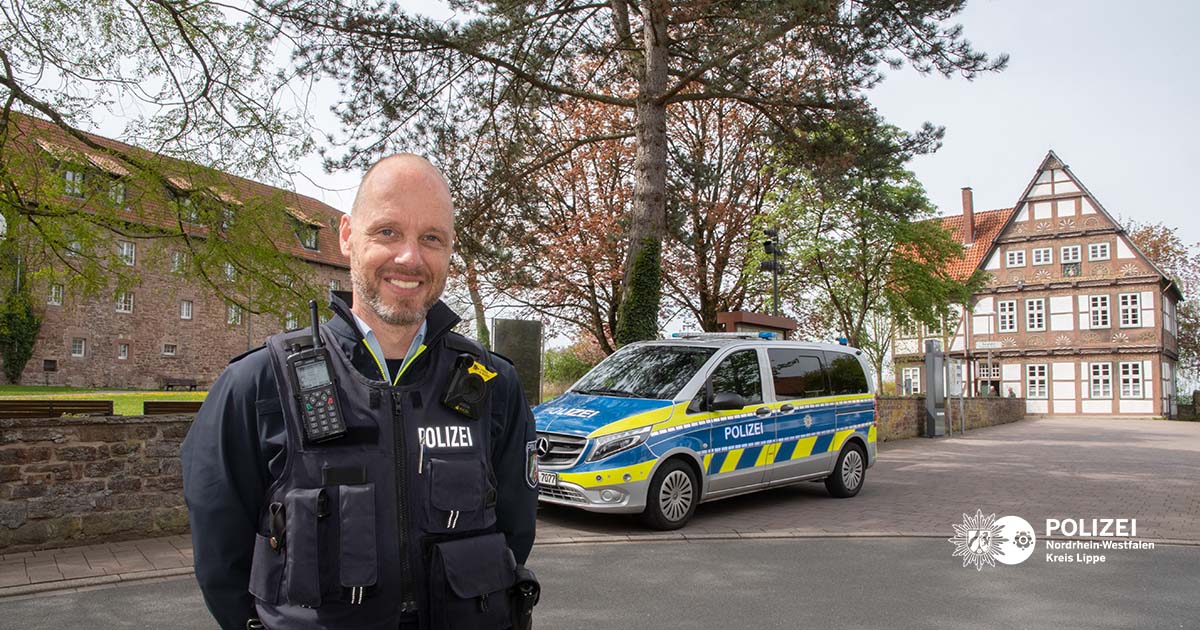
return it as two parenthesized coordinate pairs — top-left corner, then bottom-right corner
(842, 450), (863, 490)
(660, 470), (693, 522)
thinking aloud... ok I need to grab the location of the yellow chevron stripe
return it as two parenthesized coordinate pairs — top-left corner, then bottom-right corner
(755, 443), (779, 467)
(829, 429), (855, 453)
(557, 459), (657, 489)
(588, 402), (683, 438)
(868, 425), (877, 443)
(791, 437), (817, 460)
(702, 453), (713, 473)
(719, 449), (744, 473)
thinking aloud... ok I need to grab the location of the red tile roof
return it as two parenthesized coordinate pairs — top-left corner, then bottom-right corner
(935, 207), (1015, 281)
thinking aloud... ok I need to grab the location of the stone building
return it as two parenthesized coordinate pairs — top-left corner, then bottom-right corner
(1, 115), (350, 389)
(894, 151), (1182, 417)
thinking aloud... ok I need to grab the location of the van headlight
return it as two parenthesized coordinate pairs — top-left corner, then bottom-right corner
(586, 426), (651, 463)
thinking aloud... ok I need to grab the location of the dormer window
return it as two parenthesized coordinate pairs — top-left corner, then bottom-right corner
(63, 169), (85, 198)
(108, 180), (126, 206)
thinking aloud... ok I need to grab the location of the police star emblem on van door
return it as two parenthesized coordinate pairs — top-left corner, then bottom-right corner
(803, 414), (814, 429)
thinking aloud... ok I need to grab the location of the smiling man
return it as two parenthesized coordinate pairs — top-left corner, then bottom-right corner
(182, 155), (539, 630)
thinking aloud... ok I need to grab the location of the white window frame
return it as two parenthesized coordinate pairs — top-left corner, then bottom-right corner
(1088, 242), (1111, 261)
(118, 343), (129, 360)
(329, 279), (341, 292)
(71, 337), (86, 357)
(180, 300), (193, 320)
(224, 262), (237, 282)
(118, 240), (136, 266)
(1032, 247), (1053, 266)
(1006, 250), (1026, 268)
(116, 291), (134, 314)
(998, 300), (1017, 333)
(162, 343), (178, 357)
(1119, 362), (1143, 398)
(48, 284), (64, 306)
(1090, 363), (1112, 399)
(1060, 245), (1082, 263)
(1025, 298), (1045, 332)
(1090, 295), (1110, 328)
(285, 311), (299, 330)
(227, 303), (243, 325)
(171, 251), (189, 273)
(901, 367), (922, 394)
(108, 181), (126, 207)
(1119, 293), (1141, 328)
(64, 169), (85, 198)
(1026, 364), (1048, 399)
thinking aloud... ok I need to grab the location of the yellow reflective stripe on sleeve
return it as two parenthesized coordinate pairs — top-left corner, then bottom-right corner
(702, 453), (713, 473)
(719, 449), (744, 473)
(791, 437), (817, 460)
(558, 459), (657, 489)
(829, 429), (855, 453)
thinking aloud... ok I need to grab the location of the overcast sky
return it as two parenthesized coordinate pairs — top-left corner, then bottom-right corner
(294, 1), (1198, 247)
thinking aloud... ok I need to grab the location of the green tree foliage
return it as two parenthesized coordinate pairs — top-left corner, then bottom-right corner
(0, 283), (41, 383)
(543, 347), (596, 386)
(1127, 220), (1199, 375)
(263, 0), (1005, 342)
(765, 122), (984, 352)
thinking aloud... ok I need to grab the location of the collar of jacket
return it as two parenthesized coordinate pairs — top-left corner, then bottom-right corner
(325, 290), (463, 382)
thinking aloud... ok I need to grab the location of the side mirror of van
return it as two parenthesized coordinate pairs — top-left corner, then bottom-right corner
(709, 392), (746, 411)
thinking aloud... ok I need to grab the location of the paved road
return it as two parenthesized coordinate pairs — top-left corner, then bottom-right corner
(538, 417), (1200, 542)
(2, 538), (1195, 630)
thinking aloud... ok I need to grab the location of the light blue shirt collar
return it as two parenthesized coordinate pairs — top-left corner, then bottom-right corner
(351, 312), (427, 383)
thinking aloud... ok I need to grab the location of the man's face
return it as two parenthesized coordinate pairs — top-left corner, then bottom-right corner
(339, 162), (454, 328)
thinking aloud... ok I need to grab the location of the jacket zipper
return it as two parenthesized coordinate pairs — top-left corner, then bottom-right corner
(393, 391), (417, 613)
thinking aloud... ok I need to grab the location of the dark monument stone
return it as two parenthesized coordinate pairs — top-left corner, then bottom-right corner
(492, 318), (543, 405)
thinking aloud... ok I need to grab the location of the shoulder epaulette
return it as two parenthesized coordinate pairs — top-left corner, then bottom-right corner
(444, 332), (487, 358)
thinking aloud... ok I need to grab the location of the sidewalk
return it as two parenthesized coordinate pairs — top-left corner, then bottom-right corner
(0, 535), (194, 600)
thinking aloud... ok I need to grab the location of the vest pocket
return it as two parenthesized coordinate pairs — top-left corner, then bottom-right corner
(338, 483), (378, 595)
(427, 457), (496, 533)
(248, 533), (284, 604)
(283, 488), (324, 607)
(427, 533), (516, 630)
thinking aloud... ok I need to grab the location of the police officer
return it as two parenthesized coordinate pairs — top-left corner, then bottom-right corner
(182, 155), (538, 630)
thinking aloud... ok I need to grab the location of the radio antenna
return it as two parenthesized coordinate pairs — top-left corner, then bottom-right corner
(309, 300), (321, 349)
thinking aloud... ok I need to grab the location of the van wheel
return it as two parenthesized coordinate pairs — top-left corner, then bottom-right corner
(825, 443), (866, 498)
(639, 459), (698, 530)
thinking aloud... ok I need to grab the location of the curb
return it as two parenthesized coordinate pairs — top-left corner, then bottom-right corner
(0, 566), (194, 601)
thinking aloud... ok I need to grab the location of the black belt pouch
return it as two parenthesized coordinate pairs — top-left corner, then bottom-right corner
(428, 533), (516, 630)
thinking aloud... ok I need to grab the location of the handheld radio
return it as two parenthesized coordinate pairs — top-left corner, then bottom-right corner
(287, 301), (347, 442)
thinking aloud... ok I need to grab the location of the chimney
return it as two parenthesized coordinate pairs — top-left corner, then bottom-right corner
(961, 187), (975, 245)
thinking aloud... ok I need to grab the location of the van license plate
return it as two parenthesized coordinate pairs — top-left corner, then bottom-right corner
(538, 471), (558, 487)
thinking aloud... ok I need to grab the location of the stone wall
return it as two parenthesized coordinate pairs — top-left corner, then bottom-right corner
(0, 415), (191, 553)
(876, 396), (1025, 441)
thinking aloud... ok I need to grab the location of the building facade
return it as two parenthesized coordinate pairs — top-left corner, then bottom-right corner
(895, 152), (1182, 417)
(1, 115), (350, 389)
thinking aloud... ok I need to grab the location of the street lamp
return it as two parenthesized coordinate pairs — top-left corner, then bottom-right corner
(759, 227), (784, 317)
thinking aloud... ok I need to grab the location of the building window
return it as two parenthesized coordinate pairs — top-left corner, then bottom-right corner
(1119, 362), (1143, 398)
(66, 239), (82, 257)
(329, 279), (341, 292)
(71, 337), (86, 357)
(1061, 245), (1081, 263)
(901, 366), (921, 394)
(63, 169), (85, 198)
(1025, 298), (1045, 331)
(1032, 247), (1053, 266)
(978, 362), (1001, 380)
(1090, 295), (1110, 328)
(162, 343), (178, 356)
(1006, 250), (1026, 267)
(171, 250), (189, 273)
(998, 300), (1017, 333)
(1090, 363), (1112, 398)
(1088, 242), (1110, 261)
(296, 223), (319, 250)
(224, 262), (237, 282)
(180, 300), (193, 320)
(48, 284), (64, 306)
(227, 303), (243, 325)
(285, 311), (299, 330)
(896, 320), (918, 339)
(220, 207), (235, 230)
(177, 195), (200, 223)
(118, 343), (129, 360)
(108, 181), (126, 207)
(1119, 293), (1141, 327)
(1026, 364), (1048, 399)
(116, 291), (134, 314)
(118, 240), (136, 266)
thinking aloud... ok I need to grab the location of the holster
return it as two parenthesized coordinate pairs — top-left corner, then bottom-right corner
(509, 565), (540, 630)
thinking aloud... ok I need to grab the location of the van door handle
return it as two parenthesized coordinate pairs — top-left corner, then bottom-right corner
(754, 406), (773, 417)
(779, 404), (795, 412)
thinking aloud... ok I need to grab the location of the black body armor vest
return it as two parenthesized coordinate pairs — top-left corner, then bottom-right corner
(246, 325), (517, 630)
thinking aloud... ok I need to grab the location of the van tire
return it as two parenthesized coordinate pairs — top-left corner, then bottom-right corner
(639, 459), (698, 530)
(825, 442), (866, 498)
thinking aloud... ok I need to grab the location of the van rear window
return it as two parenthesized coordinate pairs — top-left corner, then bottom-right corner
(824, 352), (869, 394)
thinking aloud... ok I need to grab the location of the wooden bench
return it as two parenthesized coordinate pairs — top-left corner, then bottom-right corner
(0, 399), (114, 420)
(143, 400), (204, 415)
(162, 377), (199, 391)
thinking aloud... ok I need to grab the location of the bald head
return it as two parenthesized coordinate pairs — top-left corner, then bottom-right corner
(350, 154), (454, 224)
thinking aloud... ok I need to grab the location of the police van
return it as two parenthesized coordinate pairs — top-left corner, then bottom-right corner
(533, 333), (877, 529)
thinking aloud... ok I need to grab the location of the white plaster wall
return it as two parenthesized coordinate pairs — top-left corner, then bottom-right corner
(1002, 364), (1021, 381)
(1052, 381), (1075, 400)
(973, 315), (993, 335)
(1053, 400), (1077, 414)
(1119, 400), (1153, 414)
(1053, 362), (1076, 379)
(1082, 198), (1098, 215)
(1026, 400), (1049, 414)
(1051, 313), (1074, 331)
(1033, 201), (1052, 219)
(1082, 400), (1112, 414)
(1116, 237), (1135, 259)
(1050, 296), (1073, 313)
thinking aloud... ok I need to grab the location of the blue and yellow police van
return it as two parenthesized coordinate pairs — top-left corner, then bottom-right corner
(533, 333), (877, 529)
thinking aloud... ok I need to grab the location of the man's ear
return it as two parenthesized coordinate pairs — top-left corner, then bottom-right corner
(339, 214), (353, 257)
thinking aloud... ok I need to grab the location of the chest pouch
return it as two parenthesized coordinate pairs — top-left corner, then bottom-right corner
(442, 353), (492, 420)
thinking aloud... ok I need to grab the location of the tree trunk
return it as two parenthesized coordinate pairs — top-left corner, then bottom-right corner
(464, 261), (490, 349)
(614, 0), (669, 346)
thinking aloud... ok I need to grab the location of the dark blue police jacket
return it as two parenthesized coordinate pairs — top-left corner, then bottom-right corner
(181, 293), (537, 630)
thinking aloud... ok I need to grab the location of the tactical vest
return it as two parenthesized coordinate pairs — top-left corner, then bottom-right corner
(246, 325), (518, 630)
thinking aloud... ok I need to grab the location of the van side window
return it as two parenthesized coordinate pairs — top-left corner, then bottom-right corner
(824, 351), (869, 394)
(767, 349), (829, 399)
(709, 350), (763, 405)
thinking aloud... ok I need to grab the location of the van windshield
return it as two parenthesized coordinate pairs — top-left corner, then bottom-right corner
(571, 345), (716, 400)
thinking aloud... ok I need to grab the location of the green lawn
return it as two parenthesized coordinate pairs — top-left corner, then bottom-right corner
(0, 385), (207, 415)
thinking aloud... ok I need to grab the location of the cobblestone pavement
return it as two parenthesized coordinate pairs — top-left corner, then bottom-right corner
(3, 416), (1196, 599)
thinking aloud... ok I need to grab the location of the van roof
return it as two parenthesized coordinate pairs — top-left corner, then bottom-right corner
(635, 338), (863, 354)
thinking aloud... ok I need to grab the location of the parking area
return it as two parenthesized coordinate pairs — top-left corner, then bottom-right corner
(536, 417), (1200, 543)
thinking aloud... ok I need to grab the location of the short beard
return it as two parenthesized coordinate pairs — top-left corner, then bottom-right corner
(350, 264), (434, 327)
